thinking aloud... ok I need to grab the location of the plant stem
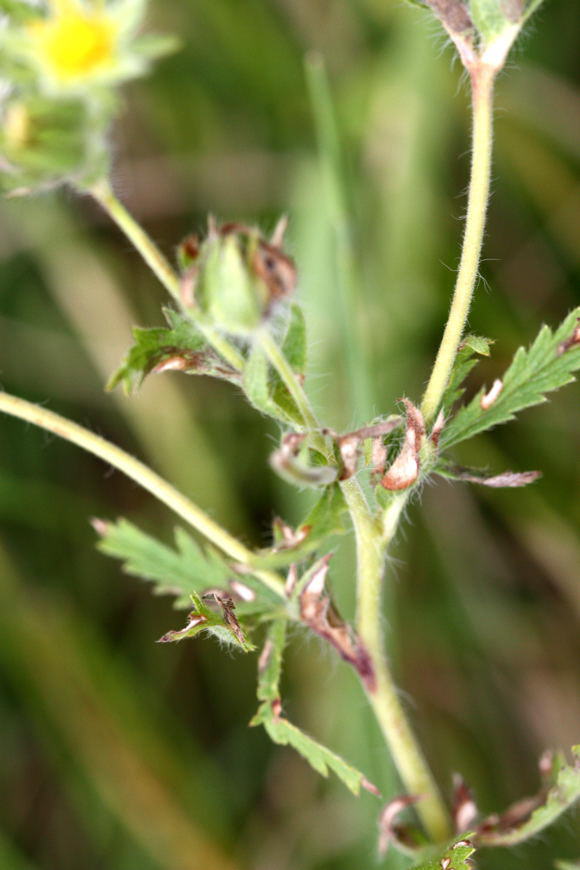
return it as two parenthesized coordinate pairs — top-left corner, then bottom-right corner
(88, 179), (246, 373)
(341, 478), (451, 843)
(257, 328), (320, 432)
(90, 178), (182, 302)
(0, 391), (285, 599)
(421, 64), (496, 424)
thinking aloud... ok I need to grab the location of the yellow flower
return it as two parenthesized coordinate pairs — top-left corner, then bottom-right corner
(28, 2), (117, 82)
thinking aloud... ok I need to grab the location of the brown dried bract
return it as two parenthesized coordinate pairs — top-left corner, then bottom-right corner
(449, 466), (541, 488)
(381, 400), (424, 492)
(452, 773), (478, 832)
(378, 794), (422, 857)
(299, 557), (376, 690)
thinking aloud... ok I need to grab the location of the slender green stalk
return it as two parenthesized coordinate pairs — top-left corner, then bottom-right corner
(257, 328), (320, 432)
(421, 65), (496, 424)
(90, 178), (182, 302)
(341, 478), (451, 843)
(0, 391), (285, 598)
(88, 179), (246, 373)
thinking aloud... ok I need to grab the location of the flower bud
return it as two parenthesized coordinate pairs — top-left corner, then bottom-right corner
(0, 94), (106, 193)
(178, 221), (297, 336)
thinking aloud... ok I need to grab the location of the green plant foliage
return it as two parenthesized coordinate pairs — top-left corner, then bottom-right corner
(251, 620), (374, 795)
(243, 336), (303, 425)
(107, 308), (240, 394)
(477, 747), (580, 847)
(252, 483), (348, 569)
(441, 309), (580, 449)
(411, 837), (476, 870)
(441, 333), (493, 416)
(94, 517), (232, 609)
(158, 591), (256, 652)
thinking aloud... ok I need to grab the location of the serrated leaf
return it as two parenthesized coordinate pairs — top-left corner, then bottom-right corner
(251, 620), (376, 796)
(95, 518), (231, 609)
(476, 746), (580, 847)
(441, 309), (580, 450)
(107, 308), (239, 394)
(442, 334), (493, 416)
(411, 836), (476, 870)
(261, 712), (374, 795)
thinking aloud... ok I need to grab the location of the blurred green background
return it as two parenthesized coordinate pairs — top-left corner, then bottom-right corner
(0, 1), (579, 868)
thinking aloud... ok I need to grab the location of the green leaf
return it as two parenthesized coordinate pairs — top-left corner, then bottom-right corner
(158, 591), (256, 652)
(442, 334), (493, 416)
(243, 341), (302, 425)
(256, 618), (287, 704)
(410, 837), (476, 870)
(441, 309), (580, 449)
(555, 862), (580, 870)
(260, 712), (374, 795)
(477, 746), (580, 847)
(252, 484), (348, 569)
(94, 518), (231, 609)
(281, 303), (307, 375)
(107, 308), (239, 394)
(251, 620), (376, 796)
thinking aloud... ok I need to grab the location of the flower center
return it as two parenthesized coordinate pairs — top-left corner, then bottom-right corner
(30, 10), (115, 80)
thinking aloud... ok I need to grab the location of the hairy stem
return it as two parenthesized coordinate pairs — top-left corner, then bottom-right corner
(88, 179), (246, 372)
(90, 178), (182, 302)
(0, 392), (285, 598)
(421, 65), (496, 424)
(341, 478), (451, 843)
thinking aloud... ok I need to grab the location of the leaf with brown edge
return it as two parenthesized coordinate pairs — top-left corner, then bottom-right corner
(107, 308), (240, 394)
(474, 746), (580, 847)
(158, 591), (256, 652)
(434, 462), (541, 488)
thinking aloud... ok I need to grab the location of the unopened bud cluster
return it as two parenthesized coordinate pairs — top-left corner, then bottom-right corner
(178, 221), (297, 336)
